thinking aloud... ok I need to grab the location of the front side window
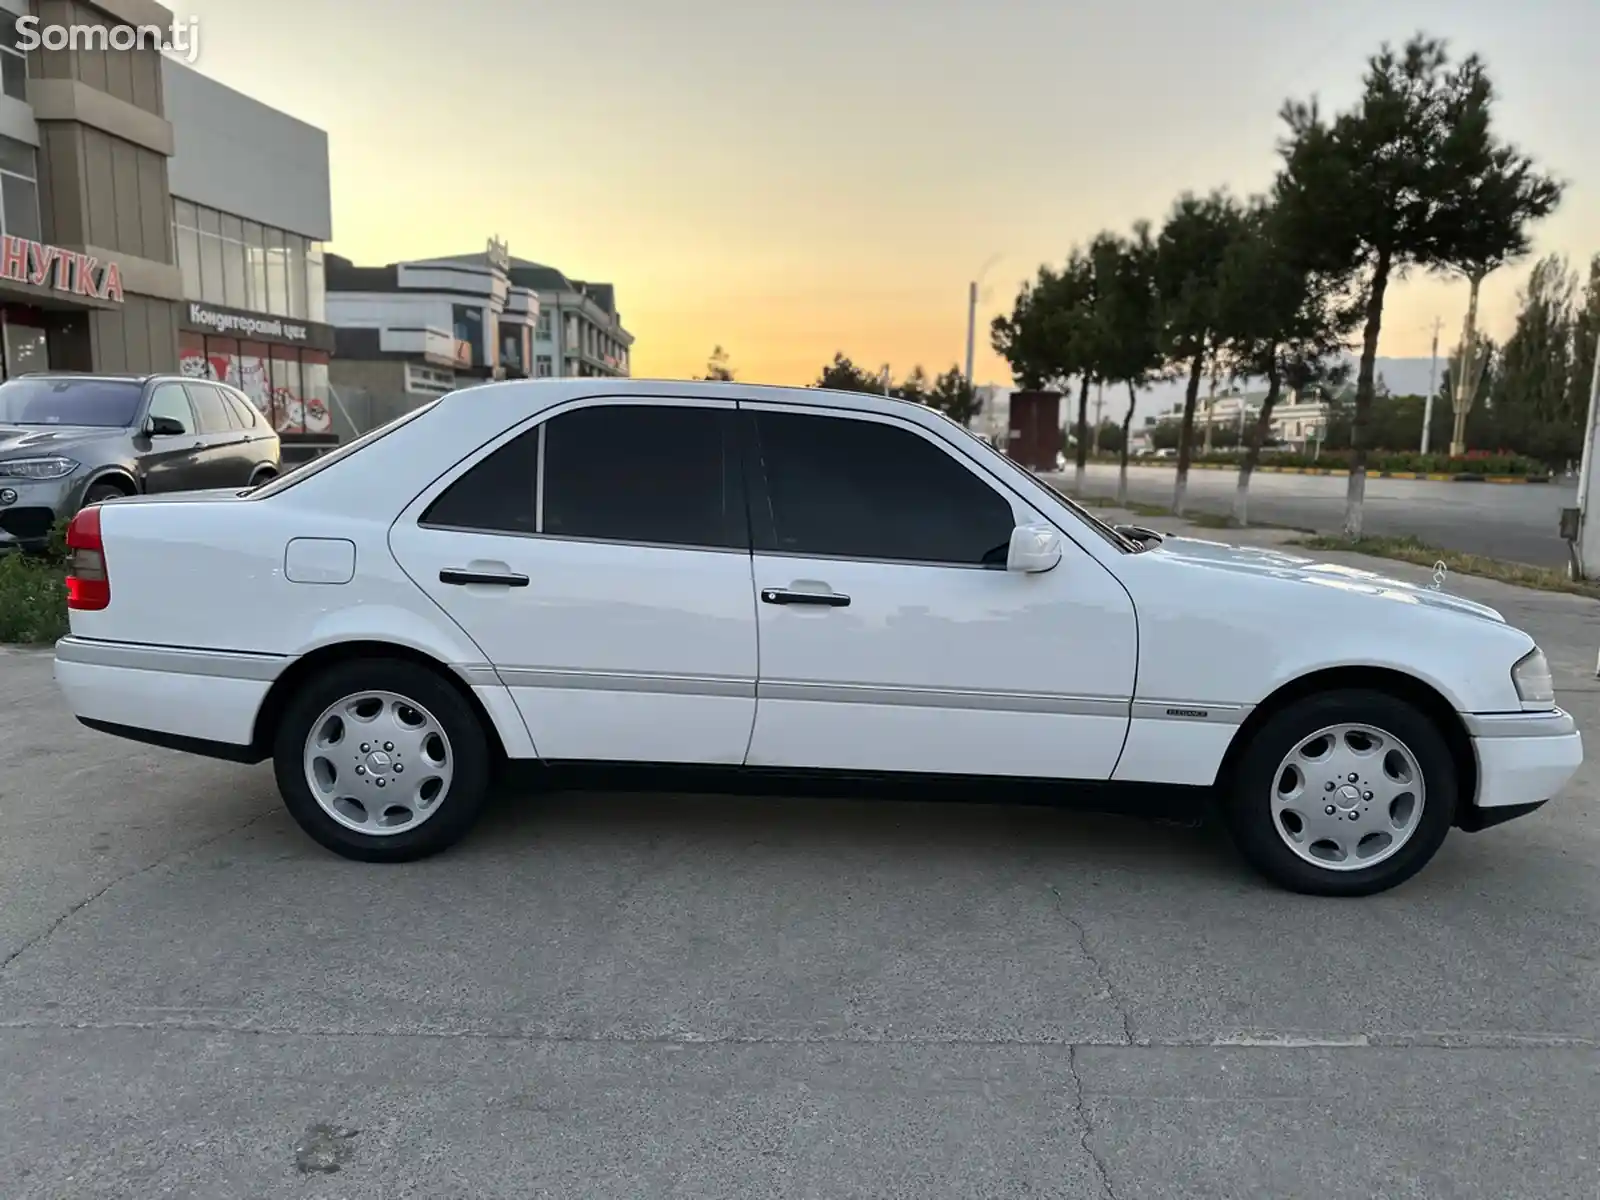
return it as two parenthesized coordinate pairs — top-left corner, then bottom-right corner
(421, 403), (744, 550)
(750, 411), (1015, 566)
(146, 383), (195, 434)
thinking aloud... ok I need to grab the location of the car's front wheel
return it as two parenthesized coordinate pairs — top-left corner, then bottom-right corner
(1222, 689), (1458, 896)
(272, 658), (492, 862)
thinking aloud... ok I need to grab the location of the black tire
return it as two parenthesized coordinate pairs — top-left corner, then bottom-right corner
(272, 658), (492, 863)
(250, 467), (277, 486)
(82, 481), (131, 507)
(1221, 688), (1458, 897)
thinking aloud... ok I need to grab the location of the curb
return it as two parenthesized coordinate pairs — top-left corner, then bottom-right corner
(1109, 461), (1549, 484)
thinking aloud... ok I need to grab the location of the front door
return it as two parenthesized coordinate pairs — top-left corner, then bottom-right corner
(741, 403), (1138, 780)
(137, 381), (205, 494)
(388, 396), (758, 764)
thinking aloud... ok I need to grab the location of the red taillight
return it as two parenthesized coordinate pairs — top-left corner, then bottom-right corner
(65, 504), (109, 611)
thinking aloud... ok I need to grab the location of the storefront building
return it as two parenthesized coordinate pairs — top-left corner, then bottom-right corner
(162, 57), (333, 438)
(0, 0), (333, 439)
(0, 0), (186, 381)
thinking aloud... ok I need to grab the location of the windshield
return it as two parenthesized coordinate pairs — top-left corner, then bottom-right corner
(0, 378), (143, 427)
(247, 400), (439, 499)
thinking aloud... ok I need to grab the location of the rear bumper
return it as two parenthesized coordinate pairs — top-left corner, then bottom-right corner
(1463, 709), (1583, 817)
(54, 636), (284, 757)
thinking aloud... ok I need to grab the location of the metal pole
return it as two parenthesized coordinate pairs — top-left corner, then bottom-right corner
(1421, 316), (1441, 454)
(964, 280), (977, 385)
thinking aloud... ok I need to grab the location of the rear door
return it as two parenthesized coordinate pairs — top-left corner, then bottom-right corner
(388, 395), (759, 764)
(183, 382), (252, 487)
(136, 381), (204, 494)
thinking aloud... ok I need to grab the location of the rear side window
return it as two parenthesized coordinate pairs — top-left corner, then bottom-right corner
(221, 388), (259, 428)
(421, 428), (538, 534)
(183, 382), (233, 433)
(421, 403), (745, 550)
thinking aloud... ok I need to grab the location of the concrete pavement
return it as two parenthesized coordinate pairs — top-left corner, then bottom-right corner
(1050, 463), (1576, 567)
(2, 536), (1599, 1197)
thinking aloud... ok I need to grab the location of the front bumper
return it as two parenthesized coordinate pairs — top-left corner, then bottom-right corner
(0, 471), (89, 548)
(1463, 709), (1583, 813)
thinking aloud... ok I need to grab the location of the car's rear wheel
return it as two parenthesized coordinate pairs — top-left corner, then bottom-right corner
(273, 658), (491, 862)
(1222, 689), (1457, 896)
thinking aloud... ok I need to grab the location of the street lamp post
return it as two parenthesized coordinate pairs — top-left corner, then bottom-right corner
(964, 255), (1002, 388)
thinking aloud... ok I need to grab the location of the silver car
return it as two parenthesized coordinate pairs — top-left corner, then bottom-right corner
(0, 372), (281, 551)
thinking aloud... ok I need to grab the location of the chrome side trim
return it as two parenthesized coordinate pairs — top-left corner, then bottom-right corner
(760, 679), (1128, 717)
(1129, 699), (1250, 725)
(54, 636), (287, 682)
(1462, 709), (1577, 739)
(495, 666), (755, 699)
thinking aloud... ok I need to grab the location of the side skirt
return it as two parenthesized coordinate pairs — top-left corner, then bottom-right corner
(502, 760), (1214, 825)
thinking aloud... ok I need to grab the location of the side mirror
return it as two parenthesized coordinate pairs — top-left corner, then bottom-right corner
(145, 415), (186, 437)
(1006, 523), (1062, 573)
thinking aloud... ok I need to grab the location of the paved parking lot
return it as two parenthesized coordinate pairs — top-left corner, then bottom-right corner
(4, 537), (1600, 1197)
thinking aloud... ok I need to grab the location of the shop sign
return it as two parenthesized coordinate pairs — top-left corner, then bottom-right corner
(0, 235), (123, 302)
(181, 301), (337, 352)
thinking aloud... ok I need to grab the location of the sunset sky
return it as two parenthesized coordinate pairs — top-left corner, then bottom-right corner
(183, 0), (1598, 388)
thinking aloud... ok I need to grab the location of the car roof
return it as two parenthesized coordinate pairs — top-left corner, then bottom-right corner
(438, 376), (958, 425)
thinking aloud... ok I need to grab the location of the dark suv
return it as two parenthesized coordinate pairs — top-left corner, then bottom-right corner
(0, 373), (281, 550)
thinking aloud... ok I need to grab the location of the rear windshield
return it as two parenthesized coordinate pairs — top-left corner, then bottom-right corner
(0, 378), (142, 427)
(247, 400), (439, 499)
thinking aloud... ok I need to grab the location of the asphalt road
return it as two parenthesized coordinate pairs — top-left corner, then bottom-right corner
(1048, 463), (1577, 567)
(4, 547), (1600, 1197)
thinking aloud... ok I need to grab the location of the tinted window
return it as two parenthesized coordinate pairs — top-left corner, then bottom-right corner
(542, 404), (743, 548)
(184, 382), (233, 433)
(421, 427), (538, 535)
(146, 383), (195, 435)
(0, 378), (142, 427)
(751, 411), (1015, 565)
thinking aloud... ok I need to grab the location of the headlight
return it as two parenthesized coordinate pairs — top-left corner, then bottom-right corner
(0, 456), (78, 480)
(1512, 648), (1555, 710)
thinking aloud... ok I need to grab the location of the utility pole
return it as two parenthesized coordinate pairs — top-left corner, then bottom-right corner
(1091, 382), (1104, 453)
(964, 280), (977, 387)
(1420, 316), (1443, 454)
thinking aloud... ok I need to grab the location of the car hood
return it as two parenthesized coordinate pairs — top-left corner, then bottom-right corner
(0, 424), (123, 454)
(1147, 534), (1505, 623)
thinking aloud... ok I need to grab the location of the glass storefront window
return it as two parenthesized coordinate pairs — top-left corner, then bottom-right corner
(176, 221), (201, 299)
(3, 319), (48, 377)
(0, 134), (38, 243)
(270, 350), (302, 433)
(306, 243), (326, 323)
(244, 221), (267, 313)
(302, 351), (330, 433)
(198, 207), (220, 236)
(198, 230), (224, 304)
(265, 229), (288, 317)
(0, 12), (25, 103)
(174, 199), (197, 229)
(285, 235), (306, 320)
(220, 214), (246, 309)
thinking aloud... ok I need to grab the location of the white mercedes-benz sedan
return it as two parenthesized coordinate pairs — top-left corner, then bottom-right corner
(52, 379), (1582, 895)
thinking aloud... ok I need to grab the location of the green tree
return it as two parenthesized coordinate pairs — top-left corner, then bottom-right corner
(1275, 34), (1559, 534)
(815, 353), (888, 394)
(1216, 197), (1357, 523)
(1088, 224), (1164, 505)
(1430, 57), (1563, 453)
(894, 365), (930, 406)
(992, 255), (1095, 485)
(1566, 256), (1600, 453)
(925, 367), (981, 427)
(1154, 189), (1248, 514)
(698, 345), (736, 382)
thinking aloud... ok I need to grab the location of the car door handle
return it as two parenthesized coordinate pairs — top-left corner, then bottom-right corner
(439, 568), (530, 587)
(761, 588), (850, 607)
